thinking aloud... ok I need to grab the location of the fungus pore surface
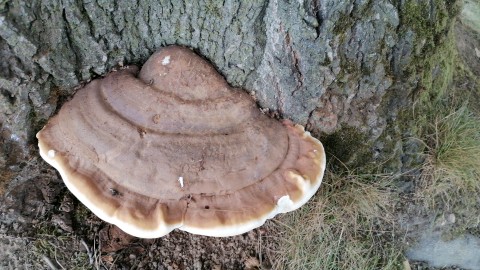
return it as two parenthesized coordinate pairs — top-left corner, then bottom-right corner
(36, 46), (326, 238)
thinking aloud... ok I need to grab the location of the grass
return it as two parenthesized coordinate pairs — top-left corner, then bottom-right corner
(408, 21), (480, 233)
(270, 101), (480, 268)
(30, 223), (94, 270)
(271, 167), (404, 270)
(414, 49), (480, 212)
(270, 60), (480, 268)
(416, 101), (480, 235)
(419, 105), (480, 203)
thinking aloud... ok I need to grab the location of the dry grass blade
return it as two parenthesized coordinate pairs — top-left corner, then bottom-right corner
(271, 166), (403, 270)
(31, 225), (92, 270)
(419, 105), (480, 208)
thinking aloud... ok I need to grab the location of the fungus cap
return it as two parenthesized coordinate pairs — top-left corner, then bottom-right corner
(36, 46), (326, 238)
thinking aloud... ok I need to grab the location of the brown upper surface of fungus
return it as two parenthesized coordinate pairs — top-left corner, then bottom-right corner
(36, 46), (326, 238)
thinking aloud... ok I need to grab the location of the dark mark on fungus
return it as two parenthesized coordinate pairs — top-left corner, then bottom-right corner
(137, 127), (147, 138)
(109, 188), (121, 197)
(152, 114), (161, 124)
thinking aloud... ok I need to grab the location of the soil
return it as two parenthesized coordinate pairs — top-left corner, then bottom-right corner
(1, 5), (479, 270)
(0, 157), (278, 269)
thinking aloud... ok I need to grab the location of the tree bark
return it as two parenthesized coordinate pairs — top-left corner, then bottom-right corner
(0, 0), (460, 186)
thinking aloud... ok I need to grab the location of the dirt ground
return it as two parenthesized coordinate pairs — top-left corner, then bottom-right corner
(0, 156), (279, 269)
(1, 6), (480, 270)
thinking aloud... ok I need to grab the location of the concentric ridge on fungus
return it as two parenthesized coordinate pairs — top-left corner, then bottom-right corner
(36, 46), (326, 238)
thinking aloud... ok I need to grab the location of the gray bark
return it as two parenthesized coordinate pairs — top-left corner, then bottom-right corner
(0, 0), (459, 182)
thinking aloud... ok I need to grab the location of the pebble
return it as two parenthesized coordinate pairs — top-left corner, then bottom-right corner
(447, 213), (456, 223)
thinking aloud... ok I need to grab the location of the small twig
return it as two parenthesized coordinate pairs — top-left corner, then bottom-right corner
(42, 255), (59, 270)
(109, 255), (120, 270)
(94, 236), (104, 270)
(258, 231), (263, 267)
(81, 239), (94, 265)
(54, 250), (66, 270)
(336, 226), (345, 250)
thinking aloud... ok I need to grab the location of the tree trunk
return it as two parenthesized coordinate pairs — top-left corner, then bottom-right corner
(1, 0), (458, 201)
(0, 0), (460, 173)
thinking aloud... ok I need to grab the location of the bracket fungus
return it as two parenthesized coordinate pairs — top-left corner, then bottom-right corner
(36, 46), (326, 238)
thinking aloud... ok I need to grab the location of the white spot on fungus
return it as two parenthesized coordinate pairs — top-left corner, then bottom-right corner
(178, 176), (184, 188)
(161, 55), (171, 65)
(47, 149), (56, 158)
(287, 171), (309, 193)
(277, 195), (294, 213)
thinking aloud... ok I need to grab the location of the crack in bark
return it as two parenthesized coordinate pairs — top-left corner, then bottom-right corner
(284, 32), (304, 97)
(61, 7), (81, 83)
